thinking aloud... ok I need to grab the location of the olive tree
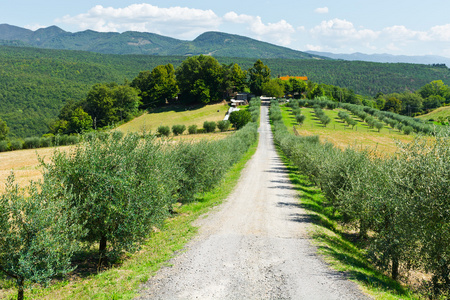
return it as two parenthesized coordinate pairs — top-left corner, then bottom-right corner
(0, 173), (83, 300)
(42, 132), (180, 266)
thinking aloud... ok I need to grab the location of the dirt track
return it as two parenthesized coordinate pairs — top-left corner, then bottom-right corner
(137, 103), (370, 299)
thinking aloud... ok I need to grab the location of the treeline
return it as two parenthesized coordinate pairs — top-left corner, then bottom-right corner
(270, 100), (450, 298)
(1, 45), (449, 138)
(48, 57), (268, 134)
(0, 99), (260, 300)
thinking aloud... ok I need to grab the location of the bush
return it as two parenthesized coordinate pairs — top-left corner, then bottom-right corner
(157, 125), (170, 137)
(188, 124), (198, 134)
(229, 110), (252, 129)
(0, 140), (9, 152)
(43, 133), (180, 266)
(9, 139), (23, 150)
(403, 126), (413, 135)
(40, 137), (53, 148)
(23, 136), (41, 149)
(217, 120), (230, 132)
(172, 124), (186, 136)
(295, 114), (306, 124)
(203, 121), (216, 133)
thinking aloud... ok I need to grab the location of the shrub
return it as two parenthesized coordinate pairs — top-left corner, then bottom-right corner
(295, 114), (306, 125)
(23, 137), (41, 149)
(172, 124), (186, 136)
(43, 133), (180, 266)
(9, 139), (23, 150)
(217, 120), (230, 132)
(40, 137), (53, 148)
(203, 121), (216, 133)
(0, 140), (9, 152)
(230, 110), (252, 129)
(188, 124), (198, 134)
(0, 173), (83, 300)
(403, 126), (413, 135)
(157, 125), (170, 137)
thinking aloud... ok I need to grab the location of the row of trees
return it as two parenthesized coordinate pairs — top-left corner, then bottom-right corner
(0, 99), (261, 300)
(270, 100), (450, 298)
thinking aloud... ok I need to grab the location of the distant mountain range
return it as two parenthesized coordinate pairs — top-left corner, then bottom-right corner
(306, 51), (450, 67)
(0, 24), (323, 60)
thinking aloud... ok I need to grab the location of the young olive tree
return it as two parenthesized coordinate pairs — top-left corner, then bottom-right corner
(42, 132), (180, 266)
(0, 173), (83, 300)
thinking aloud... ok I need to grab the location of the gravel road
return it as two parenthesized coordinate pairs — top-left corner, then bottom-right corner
(137, 103), (370, 300)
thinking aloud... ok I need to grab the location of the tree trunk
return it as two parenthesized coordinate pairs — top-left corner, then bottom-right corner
(392, 256), (399, 280)
(98, 235), (108, 268)
(17, 277), (24, 300)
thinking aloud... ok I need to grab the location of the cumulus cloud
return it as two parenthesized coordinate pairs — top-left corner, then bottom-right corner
(56, 4), (221, 39)
(314, 7), (329, 14)
(223, 11), (295, 46)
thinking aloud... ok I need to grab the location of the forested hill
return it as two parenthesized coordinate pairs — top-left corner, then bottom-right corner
(0, 24), (322, 59)
(1, 45), (449, 138)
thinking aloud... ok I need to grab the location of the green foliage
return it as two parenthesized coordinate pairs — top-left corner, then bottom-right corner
(1, 44), (449, 138)
(157, 125), (170, 137)
(295, 114), (306, 124)
(23, 136), (41, 149)
(9, 139), (24, 150)
(217, 120), (230, 132)
(229, 110), (252, 129)
(0, 118), (8, 140)
(248, 59), (271, 96)
(171, 124), (186, 136)
(403, 125), (413, 135)
(42, 133), (180, 265)
(262, 79), (285, 98)
(203, 121), (217, 133)
(271, 101), (450, 297)
(0, 173), (83, 300)
(176, 55), (224, 104)
(188, 124), (198, 134)
(0, 140), (9, 151)
(131, 64), (179, 108)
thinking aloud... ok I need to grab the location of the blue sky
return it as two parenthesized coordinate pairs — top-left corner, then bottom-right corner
(2, 1), (450, 57)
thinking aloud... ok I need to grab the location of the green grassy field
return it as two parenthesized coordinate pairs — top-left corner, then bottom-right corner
(282, 105), (415, 154)
(117, 102), (230, 134)
(416, 106), (450, 122)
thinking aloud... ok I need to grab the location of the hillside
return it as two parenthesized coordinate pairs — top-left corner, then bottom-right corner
(0, 24), (322, 59)
(1, 45), (449, 138)
(306, 50), (450, 67)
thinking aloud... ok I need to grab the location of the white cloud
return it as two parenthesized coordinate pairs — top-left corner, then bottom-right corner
(56, 4), (221, 39)
(223, 11), (295, 46)
(314, 7), (329, 14)
(24, 24), (47, 31)
(306, 44), (322, 51)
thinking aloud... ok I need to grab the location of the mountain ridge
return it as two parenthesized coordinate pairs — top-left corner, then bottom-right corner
(306, 50), (450, 67)
(0, 23), (323, 59)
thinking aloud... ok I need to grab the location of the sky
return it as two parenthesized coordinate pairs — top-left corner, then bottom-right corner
(1, 1), (450, 58)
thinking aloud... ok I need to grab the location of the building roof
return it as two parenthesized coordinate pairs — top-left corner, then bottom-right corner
(279, 76), (308, 81)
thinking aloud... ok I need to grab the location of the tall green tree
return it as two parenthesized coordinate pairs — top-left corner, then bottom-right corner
(262, 79), (285, 98)
(131, 64), (178, 108)
(83, 83), (140, 128)
(176, 55), (224, 104)
(248, 59), (271, 96)
(68, 107), (93, 133)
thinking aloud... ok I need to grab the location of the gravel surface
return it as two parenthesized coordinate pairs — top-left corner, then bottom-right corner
(137, 103), (370, 300)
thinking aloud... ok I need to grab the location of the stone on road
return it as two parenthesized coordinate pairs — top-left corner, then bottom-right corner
(137, 103), (370, 299)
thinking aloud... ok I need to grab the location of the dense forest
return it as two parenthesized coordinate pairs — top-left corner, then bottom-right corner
(0, 45), (449, 137)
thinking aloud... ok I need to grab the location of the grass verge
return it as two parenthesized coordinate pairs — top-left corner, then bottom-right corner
(276, 148), (420, 300)
(1, 137), (259, 300)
